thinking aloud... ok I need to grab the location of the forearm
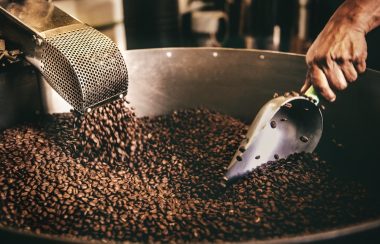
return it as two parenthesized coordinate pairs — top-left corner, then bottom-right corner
(331, 0), (380, 34)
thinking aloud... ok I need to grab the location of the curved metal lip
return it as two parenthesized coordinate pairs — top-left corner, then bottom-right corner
(124, 47), (380, 74)
(1, 218), (380, 243)
(244, 95), (323, 143)
(125, 46), (306, 58)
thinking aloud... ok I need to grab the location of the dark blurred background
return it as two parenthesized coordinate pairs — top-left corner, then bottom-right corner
(54, 0), (380, 70)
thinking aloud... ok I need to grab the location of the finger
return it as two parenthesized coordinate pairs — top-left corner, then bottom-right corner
(340, 61), (358, 83)
(322, 61), (348, 91)
(310, 65), (336, 102)
(300, 80), (311, 94)
(354, 59), (366, 74)
(300, 73), (312, 94)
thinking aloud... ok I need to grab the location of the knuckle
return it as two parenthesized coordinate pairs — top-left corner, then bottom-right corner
(306, 53), (326, 66)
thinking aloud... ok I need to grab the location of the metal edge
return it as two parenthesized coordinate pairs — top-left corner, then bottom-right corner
(123, 47), (380, 74)
(40, 23), (89, 38)
(124, 47), (306, 58)
(0, 6), (39, 35)
(0, 2), (84, 38)
(1, 218), (380, 244)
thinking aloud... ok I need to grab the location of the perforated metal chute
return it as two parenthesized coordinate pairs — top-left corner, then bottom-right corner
(40, 26), (128, 112)
(0, 2), (128, 113)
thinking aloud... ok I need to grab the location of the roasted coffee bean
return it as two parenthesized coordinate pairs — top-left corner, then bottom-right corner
(300, 136), (309, 143)
(290, 91), (299, 97)
(270, 121), (277, 129)
(0, 98), (378, 243)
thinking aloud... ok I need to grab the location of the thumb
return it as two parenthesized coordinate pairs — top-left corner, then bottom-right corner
(300, 74), (311, 94)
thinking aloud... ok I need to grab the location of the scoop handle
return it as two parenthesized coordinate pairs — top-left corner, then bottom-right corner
(305, 86), (320, 105)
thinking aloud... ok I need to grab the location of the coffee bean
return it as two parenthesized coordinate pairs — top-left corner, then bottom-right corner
(270, 121), (277, 129)
(290, 91), (299, 97)
(300, 136), (309, 143)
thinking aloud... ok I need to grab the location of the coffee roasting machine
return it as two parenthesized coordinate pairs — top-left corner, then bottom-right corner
(0, 0), (128, 116)
(0, 0), (380, 243)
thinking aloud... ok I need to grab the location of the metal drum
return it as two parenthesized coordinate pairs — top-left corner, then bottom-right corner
(1, 48), (380, 243)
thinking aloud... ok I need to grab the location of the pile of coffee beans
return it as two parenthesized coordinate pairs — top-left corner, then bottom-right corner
(0, 98), (379, 242)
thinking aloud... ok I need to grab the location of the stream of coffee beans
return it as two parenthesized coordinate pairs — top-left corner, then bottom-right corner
(0, 98), (379, 242)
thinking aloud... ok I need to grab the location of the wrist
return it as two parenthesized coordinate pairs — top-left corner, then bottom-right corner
(336, 0), (380, 34)
(330, 3), (368, 34)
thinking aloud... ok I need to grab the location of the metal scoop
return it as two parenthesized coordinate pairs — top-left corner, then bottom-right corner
(226, 87), (323, 180)
(0, 0), (128, 113)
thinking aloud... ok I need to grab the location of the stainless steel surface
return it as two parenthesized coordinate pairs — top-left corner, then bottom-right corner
(226, 95), (323, 180)
(0, 0), (128, 113)
(126, 49), (306, 119)
(0, 48), (380, 243)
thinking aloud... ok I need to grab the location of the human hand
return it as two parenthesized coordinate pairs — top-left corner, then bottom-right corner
(299, 0), (380, 102)
(301, 18), (367, 102)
